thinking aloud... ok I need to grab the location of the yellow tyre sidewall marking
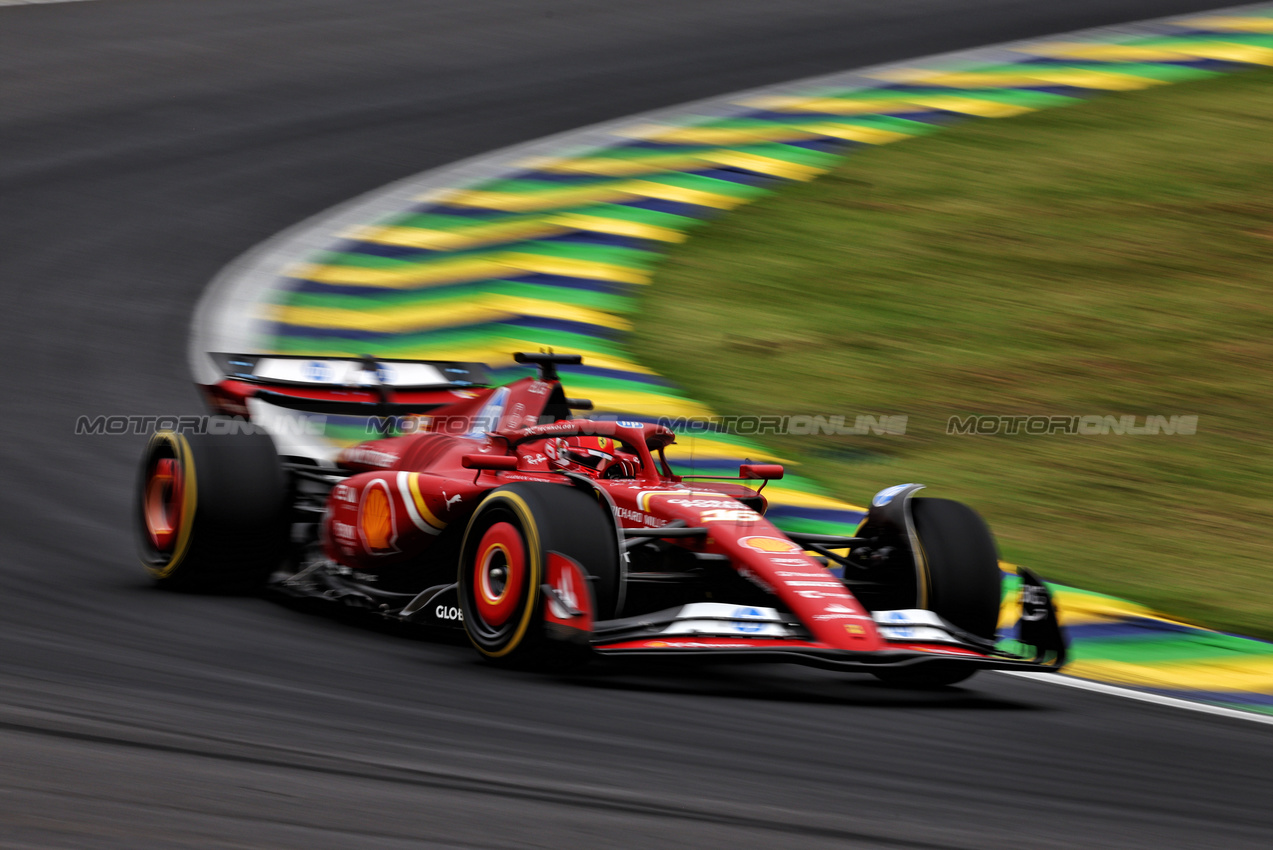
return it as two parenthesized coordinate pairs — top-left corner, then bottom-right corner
(144, 431), (198, 580)
(913, 535), (932, 611)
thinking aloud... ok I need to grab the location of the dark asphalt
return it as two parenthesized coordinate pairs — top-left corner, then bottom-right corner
(1, 1), (1269, 847)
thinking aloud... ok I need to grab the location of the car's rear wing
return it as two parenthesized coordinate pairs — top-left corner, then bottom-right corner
(209, 353), (490, 390)
(200, 353), (492, 420)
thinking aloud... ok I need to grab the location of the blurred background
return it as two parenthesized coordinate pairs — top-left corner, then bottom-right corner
(2, 2), (1270, 848)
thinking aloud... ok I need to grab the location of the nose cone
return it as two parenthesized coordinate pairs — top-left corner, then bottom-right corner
(704, 524), (885, 650)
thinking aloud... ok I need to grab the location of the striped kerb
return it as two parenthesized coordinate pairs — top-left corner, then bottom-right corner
(252, 9), (1273, 712)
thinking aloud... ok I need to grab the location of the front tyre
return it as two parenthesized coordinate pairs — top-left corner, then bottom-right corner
(912, 497), (1002, 641)
(458, 482), (619, 667)
(874, 497), (1002, 688)
(136, 428), (290, 592)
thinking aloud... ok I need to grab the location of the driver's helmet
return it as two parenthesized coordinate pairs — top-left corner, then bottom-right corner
(545, 435), (638, 478)
(546, 435), (613, 474)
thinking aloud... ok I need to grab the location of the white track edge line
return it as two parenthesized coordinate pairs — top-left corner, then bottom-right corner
(1000, 671), (1273, 726)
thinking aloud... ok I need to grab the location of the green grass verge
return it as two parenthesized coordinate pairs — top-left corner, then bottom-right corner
(632, 68), (1273, 640)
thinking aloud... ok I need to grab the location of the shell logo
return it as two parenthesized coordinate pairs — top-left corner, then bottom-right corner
(739, 535), (802, 554)
(360, 485), (394, 551)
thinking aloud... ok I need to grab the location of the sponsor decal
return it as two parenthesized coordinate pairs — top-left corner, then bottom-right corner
(700, 508), (761, 524)
(358, 480), (399, 553)
(636, 488), (695, 511)
(844, 624), (866, 636)
(614, 506), (661, 527)
(615, 420), (644, 429)
(771, 559), (818, 569)
(732, 607), (765, 634)
(375, 363), (395, 384)
(527, 381), (550, 396)
(450, 388), (480, 399)
(783, 580), (843, 588)
(774, 569), (827, 577)
(332, 483), (356, 504)
(444, 491), (462, 510)
(636, 489), (736, 510)
(813, 602), (869, 621)
(871, 483), (918, 508)
(498, 471), (569, 483)
(435, 605), (463, 621)
(739, 536), (802, 554)
(341, 447), (399, 468)
(521, 420), (623, 439)
(737, 567), (775, 594)
(333, 521), (357, 541)
(872, 610), (951, 629)
(1021, 583), (1050, 622)
(303, 360), (334, 382)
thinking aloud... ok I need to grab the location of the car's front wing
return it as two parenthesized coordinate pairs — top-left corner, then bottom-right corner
(588, 567), (1068, 675)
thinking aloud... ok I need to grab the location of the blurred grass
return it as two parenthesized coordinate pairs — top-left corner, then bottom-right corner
(631, 68), (1273, 639)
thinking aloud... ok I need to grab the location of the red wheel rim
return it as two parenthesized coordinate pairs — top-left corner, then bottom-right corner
(144, 457), (183, 552)
(473, 521), (526, 627)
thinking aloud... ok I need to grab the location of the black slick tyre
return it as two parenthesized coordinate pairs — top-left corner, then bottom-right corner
(874, 497), (1001, 688)
(136, 428), (291, 592)
(458, 482), (620, 668)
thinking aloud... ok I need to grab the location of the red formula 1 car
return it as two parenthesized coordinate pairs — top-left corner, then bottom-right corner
(137, 352), (1065, 685)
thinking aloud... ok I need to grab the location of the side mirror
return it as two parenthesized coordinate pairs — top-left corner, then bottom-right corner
(739, 463), (784, 480)
(462, 454), (519, 471)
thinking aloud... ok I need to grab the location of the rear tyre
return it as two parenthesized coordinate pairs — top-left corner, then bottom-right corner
(873, 497), (1001, 688)
(458, 482), (620, 668)
(136, 428), (291, 592)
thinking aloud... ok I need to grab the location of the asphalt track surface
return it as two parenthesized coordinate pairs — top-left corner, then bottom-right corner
(2, 1), (1271, 847)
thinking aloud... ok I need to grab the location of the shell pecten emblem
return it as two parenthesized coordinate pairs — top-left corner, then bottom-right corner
(739, 535), (802, 554)
(359, 481), (398, 553)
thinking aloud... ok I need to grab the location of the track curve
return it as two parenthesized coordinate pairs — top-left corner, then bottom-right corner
(2, 1), (1270, 847)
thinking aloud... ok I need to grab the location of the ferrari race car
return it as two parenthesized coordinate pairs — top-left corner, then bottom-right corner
(137, 351), (1066, 685)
